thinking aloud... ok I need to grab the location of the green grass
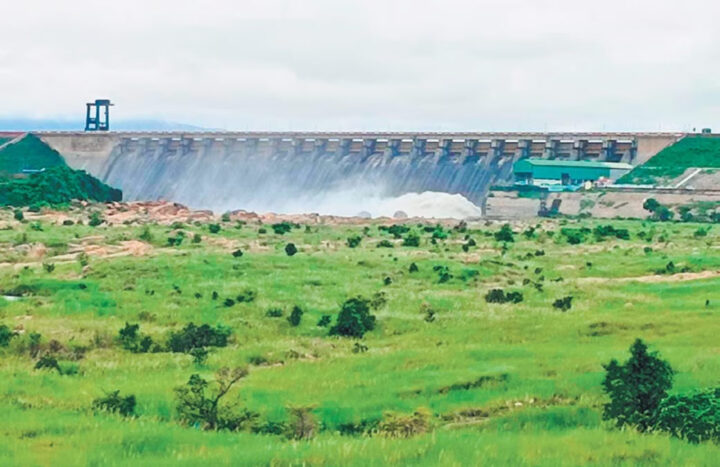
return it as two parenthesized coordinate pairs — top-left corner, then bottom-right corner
(1, 212), (720, 465)
(619, 136), (720, 184)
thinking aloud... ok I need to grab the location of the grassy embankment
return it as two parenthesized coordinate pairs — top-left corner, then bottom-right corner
(618, 136), (720, 185)
(1, 212), (720, 465)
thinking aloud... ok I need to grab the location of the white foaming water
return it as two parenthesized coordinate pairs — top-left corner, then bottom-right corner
(212, 185), (483, 219)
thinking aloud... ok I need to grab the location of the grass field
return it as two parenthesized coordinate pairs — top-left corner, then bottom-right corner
(1, 208), (720, 465)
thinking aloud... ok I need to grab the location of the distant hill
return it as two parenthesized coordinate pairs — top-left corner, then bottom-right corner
(0, 118), (211, 132)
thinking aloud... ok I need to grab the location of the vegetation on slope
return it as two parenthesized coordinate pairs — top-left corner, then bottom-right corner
(0, 165), (122, 207)
(618, 136), (720, 185)
(0, 134), (66, 177)
(1, 214), (720, 464)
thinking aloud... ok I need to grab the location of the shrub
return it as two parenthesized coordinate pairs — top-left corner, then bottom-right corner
(93, 390), (136, 417)
(0, 324), (16, 347)
(88, 211), (103, 227)
(236, 289), (256, 303)
(552, 296), (573, 311)
(190, 347), (209, 365)
(377, 408), (431, 438)
(285, 243), (298, 256)
(62, 219), (74, 226)
(346, 236), (362, 248)
(265, 308), (284, 318)
(208, 224), (221, 234)
(117, 322), (154, 353)
(655, 388), (720, 443)
(329, 297), (377, 338)
(138, 225), (153, 242)
(271, 222), (294, 235)
(561, 227), (589, 245)
(286, 406), (317, 440)
(192, 233), (202, 244)
(287, 306), (303, 326)
(484, 289), (523, 304)
(13, 209), (23, 221)
(167, 323), (232, 353)
(43, 262), (55, 274)
(317, 315), (331, 327)
(379, 224), (410, 239)
(221, 212), (231, 222)
(494, 224), (514, 243)
(34, 354), (61, 373)
(376, 240), (394, 248)
(402, 232), (420, 247)
(232, 249), (244, 258)
(175, 367), (256, 431)
(602, 339), (673, 432)
(408, 262), (419, 273)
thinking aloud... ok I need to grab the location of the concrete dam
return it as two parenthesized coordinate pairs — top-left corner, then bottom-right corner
(37, 131), (683, 216)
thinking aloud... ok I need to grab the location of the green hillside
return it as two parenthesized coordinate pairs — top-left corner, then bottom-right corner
(618, 136), (720, 185)
(0, 165), (122, 207)
(0, 133), (66, 177)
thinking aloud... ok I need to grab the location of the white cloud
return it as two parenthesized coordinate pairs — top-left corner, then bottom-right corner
(2, 0), (719, 131)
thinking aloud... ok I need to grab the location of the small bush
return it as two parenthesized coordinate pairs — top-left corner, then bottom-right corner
(402, 232), (420, 247)
(494, 224), (514, 243)
(192, 233), (202, 244)
(377, 408), (431, 438)
(93, 390), (136, 417)
(236, 289), (256, 303)
(13, 209), (23, 221)
(0, 324), (17, 347)
(34, 354), (61, 373)
(88, 211), (104, 227)
(376, 240), (394, 248)
(287, 407), (318, 440)
(408, 262), (419, 273)
(379, 224), (410, 239)
(265, 308), (284, 318)
(329, 297), (377, 338)
(232, 249), (244, 258)
(117, 322), (154, 353)
(208, 224), (221, 234)
(272, 222), (294, 235)
(656, 388), (720, 443)
(317, 315), (331, 327)
(285, 243), (298, 256)
(167, 323), (231, 353)
(552, 296), (573, 311)
(138, 225), (153, 242)
(484, 289), (523, 304)
(287, 306), (303, 327)
(42, 262), (55, 274)
(346, 236), (362, 248)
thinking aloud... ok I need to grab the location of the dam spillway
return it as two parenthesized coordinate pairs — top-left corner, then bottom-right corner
(36, 131), (683, 215)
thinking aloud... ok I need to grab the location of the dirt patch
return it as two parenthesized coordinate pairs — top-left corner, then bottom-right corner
(578, 269), (720, 284)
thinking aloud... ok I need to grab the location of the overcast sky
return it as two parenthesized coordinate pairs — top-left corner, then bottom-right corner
(1, 0), (719, 131)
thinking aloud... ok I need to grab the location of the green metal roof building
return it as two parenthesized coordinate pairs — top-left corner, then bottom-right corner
(513, 159), (633, 185)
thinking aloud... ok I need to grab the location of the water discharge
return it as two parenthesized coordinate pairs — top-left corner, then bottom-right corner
(95, 142), (512, 218)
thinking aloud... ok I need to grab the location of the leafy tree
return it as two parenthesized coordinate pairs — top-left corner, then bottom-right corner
(88, 211), (103, 227)
(602, 339), (674, 432)
(271, 222), (294, 235)
(175, 367), (255, 431)
(93, 390), (136, 417)
(329, 297), (377, 338)
(643, 198), (661, 213)
(208, 224), (221, 234)
(117, 322), (154, 353)
(552, 296), (573, 311)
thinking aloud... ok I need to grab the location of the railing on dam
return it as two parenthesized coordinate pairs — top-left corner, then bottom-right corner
(34, 131), (686, 163)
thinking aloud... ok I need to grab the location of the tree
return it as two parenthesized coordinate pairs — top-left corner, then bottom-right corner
(602, 339), (674, 432)
(285, 243), (298, 256)
(329, 297), (376, 338)
(175, 367), (255, 431)
(287, 306), (303, 326)
(643, 198), (661, 213)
